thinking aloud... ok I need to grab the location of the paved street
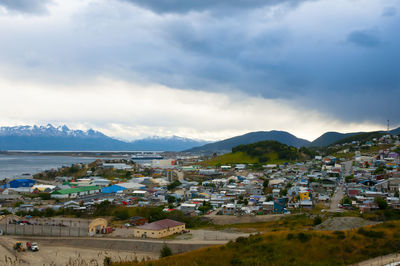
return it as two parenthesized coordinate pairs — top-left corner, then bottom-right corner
(329, 160), (352, 211)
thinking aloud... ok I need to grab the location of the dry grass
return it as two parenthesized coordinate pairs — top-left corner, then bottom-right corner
(112, 220), (400, 266)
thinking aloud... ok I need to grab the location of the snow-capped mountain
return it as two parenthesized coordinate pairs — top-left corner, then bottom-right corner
(0, 124), (208, 151)
(0, 124), (105, 138)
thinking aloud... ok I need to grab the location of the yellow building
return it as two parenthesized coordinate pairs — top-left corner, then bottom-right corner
(134, 219), (185, 239)
(299, 191), (310, 201)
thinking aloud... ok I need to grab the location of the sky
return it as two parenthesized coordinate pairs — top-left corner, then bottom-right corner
(0, 0), (399, 142)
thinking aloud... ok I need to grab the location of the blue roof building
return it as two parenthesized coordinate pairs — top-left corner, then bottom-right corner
(101, 185), (126, 194)
(2, 179), (36, 189)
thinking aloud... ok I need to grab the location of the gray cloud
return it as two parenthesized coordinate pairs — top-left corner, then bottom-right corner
(347, 29), (381, 48)
(0, 0), (400, 128)
(121, 0), (306, 14)
(0, 0), (51, 14)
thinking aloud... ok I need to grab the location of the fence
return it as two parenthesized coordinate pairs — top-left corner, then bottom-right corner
(0, 219), (90, 237)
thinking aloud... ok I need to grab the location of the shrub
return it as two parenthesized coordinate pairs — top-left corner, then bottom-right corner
(104, 257), (112, 266)
(375, 197), (388, 210)
(160, 244), (172, 258)
(333, 231), (346, 239)
(297, 232), (311, 242)
(313, 216), (322, 225)
(357, 228), (385, 238)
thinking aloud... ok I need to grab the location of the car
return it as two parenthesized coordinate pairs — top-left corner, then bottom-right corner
(30, 242), (39, 252)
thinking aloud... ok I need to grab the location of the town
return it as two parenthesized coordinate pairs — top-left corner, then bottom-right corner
(1, 134), (399, 241)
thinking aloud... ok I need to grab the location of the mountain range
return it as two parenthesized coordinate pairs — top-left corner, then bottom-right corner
(0, 124), (208, 151)
(0, 124), (399, 152)
(185, 127), (400, 153)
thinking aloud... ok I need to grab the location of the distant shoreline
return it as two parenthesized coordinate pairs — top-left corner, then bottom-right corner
(0, 151), (141, 157)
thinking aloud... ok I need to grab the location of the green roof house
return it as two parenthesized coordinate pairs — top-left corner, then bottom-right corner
(51, 186), (101, 199)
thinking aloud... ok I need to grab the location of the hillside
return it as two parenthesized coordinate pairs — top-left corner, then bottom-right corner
(185, 131), (310, 153)
(310, 132), (360, 147)
(0, 125), (207, 151)
(112, 220), (400, 266)
(202, 140), (309, 166)
(310, 126), (400, 147)
(334, 131), (384, 145)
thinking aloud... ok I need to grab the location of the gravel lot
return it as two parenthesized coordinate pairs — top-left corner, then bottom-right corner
(0, 236), (157, 265)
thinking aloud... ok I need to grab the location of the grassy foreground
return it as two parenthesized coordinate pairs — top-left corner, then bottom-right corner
(111, 221), (400, 266)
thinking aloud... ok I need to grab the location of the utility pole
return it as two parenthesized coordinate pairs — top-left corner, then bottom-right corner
(387, 120), (390, 134)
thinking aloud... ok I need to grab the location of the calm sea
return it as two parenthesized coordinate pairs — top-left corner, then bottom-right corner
(0, 154), (105, 180)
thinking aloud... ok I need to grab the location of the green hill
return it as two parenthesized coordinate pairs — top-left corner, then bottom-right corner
(203, 140), (310, 166)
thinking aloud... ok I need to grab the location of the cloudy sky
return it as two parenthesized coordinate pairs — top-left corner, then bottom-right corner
(0, 0), (399, 141)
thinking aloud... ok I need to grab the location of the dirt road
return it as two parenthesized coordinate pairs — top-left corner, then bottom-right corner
(354, 253), (400, 266)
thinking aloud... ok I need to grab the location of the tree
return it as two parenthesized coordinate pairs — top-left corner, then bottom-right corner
(167, 180), (182, 190)
(313, 216), (322, 225)
(168, 196), (176, 204)
(345, 175), (354, 183)
(160, 244), (172, 258)
(341, 196), (352, 206)
(375, 197), (388, 210)
(263, 179), (269, 188)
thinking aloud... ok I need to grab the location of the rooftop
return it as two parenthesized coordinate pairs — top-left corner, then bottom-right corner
(135, 219), (184, 231)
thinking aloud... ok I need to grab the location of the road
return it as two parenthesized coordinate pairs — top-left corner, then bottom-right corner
(329, 160), (352, 211)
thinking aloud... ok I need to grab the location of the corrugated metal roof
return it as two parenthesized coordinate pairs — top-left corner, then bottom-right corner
(135, 219), (184, 231)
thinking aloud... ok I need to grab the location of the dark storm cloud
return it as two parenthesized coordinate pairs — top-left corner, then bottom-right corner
(0, 0), (51, 14)
(121, 0), (306, 14)
(347, 29), (381, 48)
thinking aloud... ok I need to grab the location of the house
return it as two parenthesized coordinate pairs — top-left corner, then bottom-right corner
(235, 164), (246, 170)
(221, 203), (237, 215)
(262, 201), (274, 214)
(133, 219), (185, 239)
(130, 216), (148, 226)
(180, 203), (197, 214)
(132, 190), (149, 197)
(91, 179), (111, 187)
(300, 200), (313, 209)
(64, 201), (81, 209)
(299, 191), (310, 201)
(272, 189), (281, 198)
(19, 204), (34, 212)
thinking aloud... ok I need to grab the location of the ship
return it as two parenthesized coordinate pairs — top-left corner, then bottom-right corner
(131, 151), (164, 160)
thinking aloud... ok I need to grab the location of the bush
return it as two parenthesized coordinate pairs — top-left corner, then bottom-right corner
(297, 232), (311, 242)
(160, 244), (172, 258)
(333, 231), (346, 239)
(104, 256), (112, 266)
(114, 209), (129, 220)
(313, 216), (322, 225)
(375, 197), (388, 210)
(357, 228), (385, 238)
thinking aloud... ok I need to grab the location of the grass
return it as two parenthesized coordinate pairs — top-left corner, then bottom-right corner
(201, 151), (285, 166)
(111, 221), (400, 266)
